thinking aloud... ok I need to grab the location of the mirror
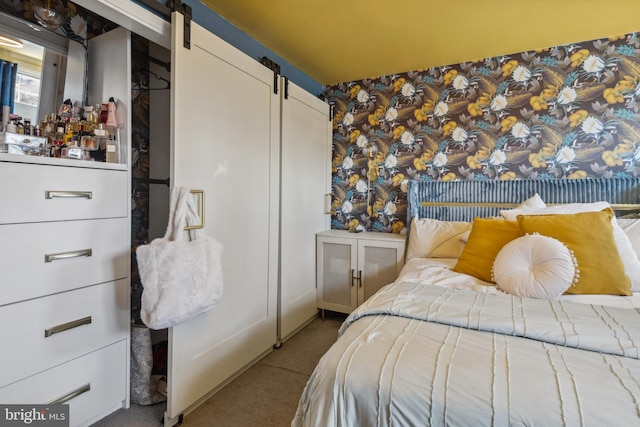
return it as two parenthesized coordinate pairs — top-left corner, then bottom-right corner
(0, 10), (86, 126)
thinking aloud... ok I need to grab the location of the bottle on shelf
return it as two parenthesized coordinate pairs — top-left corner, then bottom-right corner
(106, 97), (118, 127)
(104, 97), (119, 163)
(4, 94), (122, 163)
(105, 134), (119, 163)
(6, 121), (17, 133)
(58, 99), (73, 121)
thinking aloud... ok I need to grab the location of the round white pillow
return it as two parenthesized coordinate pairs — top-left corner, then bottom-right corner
(492, 234), (578, 299)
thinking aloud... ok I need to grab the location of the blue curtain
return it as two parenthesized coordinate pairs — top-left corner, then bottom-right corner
(0, 60), (18, 113)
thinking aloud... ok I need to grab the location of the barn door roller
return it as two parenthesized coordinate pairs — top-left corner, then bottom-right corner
(260, 56), (281, 94)
(169, 0), (192, 49)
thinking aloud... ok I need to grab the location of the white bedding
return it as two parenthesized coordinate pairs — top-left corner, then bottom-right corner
(293, 260), (640, 426)
(399, 257), (640, 309)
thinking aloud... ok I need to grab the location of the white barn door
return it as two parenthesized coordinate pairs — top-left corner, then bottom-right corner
(279, 78), (331, 340)
(166, 11), (280, 424)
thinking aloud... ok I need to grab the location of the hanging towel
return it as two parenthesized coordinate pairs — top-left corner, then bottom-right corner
(137, 187), (224, 329)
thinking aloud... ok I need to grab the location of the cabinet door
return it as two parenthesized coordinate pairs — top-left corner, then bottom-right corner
(357, 240), (404, 304)
(167, 12), (279, 425)
(317, 237), (357, 314)
(279, 78), (331, 340)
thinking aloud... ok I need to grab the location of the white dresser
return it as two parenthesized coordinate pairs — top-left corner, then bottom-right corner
(0, 154), (130, 426)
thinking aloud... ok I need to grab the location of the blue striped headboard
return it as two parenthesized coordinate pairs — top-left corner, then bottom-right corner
(408, 178), (640, 223)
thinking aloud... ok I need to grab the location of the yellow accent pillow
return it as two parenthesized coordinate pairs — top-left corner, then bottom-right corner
(517, 209), (632, 296)
(452, 218), (521, 283)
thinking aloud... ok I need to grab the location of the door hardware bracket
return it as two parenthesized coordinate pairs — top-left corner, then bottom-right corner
(182, 3), (192, 49)
(260, 56), (281, 94)
(169, 0), (192, 49)
(283, 76), (289, 99)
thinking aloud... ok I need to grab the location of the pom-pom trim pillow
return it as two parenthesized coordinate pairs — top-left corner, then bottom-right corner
(492, 234), (578, 299)
(517, 209), (631, 296)
(501, 201), (640, 292)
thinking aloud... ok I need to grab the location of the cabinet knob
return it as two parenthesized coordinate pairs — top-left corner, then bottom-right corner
(351, 269), (356, 286)
(357, 270), (362, 288)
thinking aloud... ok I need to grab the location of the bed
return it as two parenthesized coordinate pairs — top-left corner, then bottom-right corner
(293, 178), (640, 426)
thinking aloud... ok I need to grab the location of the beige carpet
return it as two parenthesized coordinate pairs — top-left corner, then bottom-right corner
(91, 311), (345, 427)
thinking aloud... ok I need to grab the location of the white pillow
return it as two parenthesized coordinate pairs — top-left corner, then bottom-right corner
(500, 201), (610, 221)
(517, 193), (547, 210)
(406, 217), (471, 260)
(493, 234), (578, 299)
(405, 195), (543, 261)
(500, 201), (640, 292)
(618, 218), (640, 261)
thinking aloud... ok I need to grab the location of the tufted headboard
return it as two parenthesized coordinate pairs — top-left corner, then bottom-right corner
(407, 178), (640, 224)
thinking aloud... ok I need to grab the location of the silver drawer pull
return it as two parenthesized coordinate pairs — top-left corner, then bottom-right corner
(45, 248), (92, 263)
(45, 316), (92, 337)
(49, 383), (91, 405)
(45, 190), (93, 199)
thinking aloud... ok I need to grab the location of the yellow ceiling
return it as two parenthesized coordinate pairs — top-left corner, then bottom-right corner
(200, 0), (640, 86)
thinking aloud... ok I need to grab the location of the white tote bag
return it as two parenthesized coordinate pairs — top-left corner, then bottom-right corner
(136, 187), (223, 329)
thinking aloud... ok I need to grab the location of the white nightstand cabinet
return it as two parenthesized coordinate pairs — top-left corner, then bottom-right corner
(316, 230), (406, 314)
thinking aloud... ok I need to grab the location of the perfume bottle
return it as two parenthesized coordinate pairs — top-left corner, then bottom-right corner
(106, 133), (119, 163)
(58, 99), (73, 120)
(106, 97), (118, 127)
(99, 103), (108, 124)
(5, 120), (16, 133)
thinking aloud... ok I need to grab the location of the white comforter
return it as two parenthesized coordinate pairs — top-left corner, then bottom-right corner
(293, 275), (640, 426)
(398, 257), (640, 308)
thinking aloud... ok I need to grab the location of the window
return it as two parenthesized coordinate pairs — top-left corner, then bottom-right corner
(15, 71), (40, 107)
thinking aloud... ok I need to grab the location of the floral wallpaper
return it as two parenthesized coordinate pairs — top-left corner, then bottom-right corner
(324, 31), (640, 234)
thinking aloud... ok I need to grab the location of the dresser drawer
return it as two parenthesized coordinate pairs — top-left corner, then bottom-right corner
(0, 279), (129, 387)
(0, 217), (129, 306)
(0, 161), (127, 224)
(0, 340), (127, 427)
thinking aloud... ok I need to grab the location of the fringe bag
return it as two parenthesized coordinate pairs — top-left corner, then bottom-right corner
(136, 187), (224, 329)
